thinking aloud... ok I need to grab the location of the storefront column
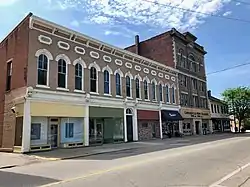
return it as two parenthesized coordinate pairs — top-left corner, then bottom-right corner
(133, 108), (138, 141)
(159, 110), (163, 139)
(192, 119), (196, 135)
(209, 120), (213, 134)
(84, 105), (89, 146)
(21, 99), (31, 153)
(179, 121), (183, 133)
(124, 108), (128, 142)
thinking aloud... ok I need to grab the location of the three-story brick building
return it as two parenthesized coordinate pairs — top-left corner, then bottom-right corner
(126, 28), (212, 136)
(0, 13), (183, 153)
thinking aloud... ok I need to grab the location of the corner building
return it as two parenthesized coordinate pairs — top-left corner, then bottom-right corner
(126, 28), (212, 136)
(0, 13), (181, 153)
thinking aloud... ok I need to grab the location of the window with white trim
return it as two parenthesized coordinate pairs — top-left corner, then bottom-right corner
(37, 54), (48, 86)
(115, 73), (121, 96)
(104, 70), (110, 94)
(126, 76), (131, 97)
(172, 86), (176, 104)
(90, 67), (97, 92)
(135, 78), (140, 99)
(159, 84), (163, 102)
(144, 80), (148, 100)
(31, 123), (41, 140)
(152, 81), (156, 101)
(65, 123), (74, 138)
(166, 85), (170, 103)
(58, 59), (67, 88)
(75, 63), (83, 90)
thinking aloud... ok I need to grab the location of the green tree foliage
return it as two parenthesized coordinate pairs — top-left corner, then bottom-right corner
(222, 86), (250, 132)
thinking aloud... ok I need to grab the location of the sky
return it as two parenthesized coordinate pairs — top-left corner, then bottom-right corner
(0, 0), (250, 98)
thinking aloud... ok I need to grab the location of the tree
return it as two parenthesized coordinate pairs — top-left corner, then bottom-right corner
(222, 86), (250, 132)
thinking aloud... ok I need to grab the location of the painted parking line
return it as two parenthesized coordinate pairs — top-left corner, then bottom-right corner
(209, 162), (250, 187)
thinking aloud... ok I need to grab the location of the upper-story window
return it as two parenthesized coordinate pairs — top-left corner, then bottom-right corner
(115, 73), (121, 96)
(152, 80), (157, 101)
(58, 59), (67, 88)
(37, 54), (48, 86)
(75, 63), (83, 90)
(126, 76), (132, 97)
(6, 60), (12, 91)
(135, 78), (140, 99)
(171, 86), (176, 104)
(221, 105), (224, 114)
(166, 84), (170, 103)
(90, 67), (97, 92)
(217, 105), (220, 113)
(144, 80), (149, 100)
(192, 78), (198, 90)
(189, 54), (196, 71)
(193, 95), (199, 108)
(180, 93), (188, 106)
(104, 70), (110, 94)
(211, 104), (214, 113)
(178, 49), (186, 67)
(159, 83), (163, 102)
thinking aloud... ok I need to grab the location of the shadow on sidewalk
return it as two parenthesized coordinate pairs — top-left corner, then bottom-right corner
(27, 133), (250, 161)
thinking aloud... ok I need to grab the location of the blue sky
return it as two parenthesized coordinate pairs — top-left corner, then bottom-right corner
(1, 0), (250, 98)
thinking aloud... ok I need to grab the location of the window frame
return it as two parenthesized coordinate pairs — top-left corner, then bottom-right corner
(37, 54), (49, 87)
(65, 123), (74, 138)
(74, 63), (84, 91)
(135, 78), (141, 99)
(90, 67), (98, 93)
(159, 83), (163, 102)
(126, 76), (132, 98)
(165, 84), (170, 103)
(6, 60), (12, 91)
(143, 79), (149, 100)
(31, 123), (41, 140)
(57, 59), (67, 89)
(104, 70), (110, 95)
(115, 73), (122, 96)
(151, 80), (157, 101)
(171, 86), (176, 104)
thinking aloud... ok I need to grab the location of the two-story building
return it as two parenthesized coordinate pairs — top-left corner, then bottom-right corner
(208, 90), (230, 132)
(0, 13), (183, 153)
(125, 29), (212, 136)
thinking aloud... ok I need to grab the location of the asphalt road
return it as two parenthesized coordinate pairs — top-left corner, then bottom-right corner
(1, 134), (250, 187)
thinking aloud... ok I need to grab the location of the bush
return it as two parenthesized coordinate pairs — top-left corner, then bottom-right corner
(241, 128), (246, 133)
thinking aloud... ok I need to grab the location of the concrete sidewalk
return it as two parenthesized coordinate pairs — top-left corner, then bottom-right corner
(0, 152), (42, 169)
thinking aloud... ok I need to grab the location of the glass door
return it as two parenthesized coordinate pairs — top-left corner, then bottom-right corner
(50, 124), (59, 148)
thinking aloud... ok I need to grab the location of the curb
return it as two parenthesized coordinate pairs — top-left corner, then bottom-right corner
(31, 147), (140, 161)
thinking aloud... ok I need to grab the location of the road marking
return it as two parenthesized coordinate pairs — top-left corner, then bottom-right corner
(209, 162), (250, 187)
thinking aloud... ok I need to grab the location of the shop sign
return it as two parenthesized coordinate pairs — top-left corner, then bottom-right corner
(184, 111), (210, 118)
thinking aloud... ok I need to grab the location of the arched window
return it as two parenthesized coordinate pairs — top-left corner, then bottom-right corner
(115, 73), (121, 96)
(178, 48), (185, 67)
(75, 63), (83, 90)
(126, 76), (131, 97)
(126, 108), (133, 115)
(37, 54), (48, 86)
(104, 70), (110, 94)
(90, 67), (97, 92)
(152, 81), (156, 101)
(159, 84), (163, 102)
(135, 78), (140, 99)
(58, 59), (67, 88)
(166, 85), (170, 103)
(172, 86), (176, 104)
(144, 80), (149, 100)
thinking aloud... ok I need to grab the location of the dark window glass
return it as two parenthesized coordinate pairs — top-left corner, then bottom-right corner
(104, 70), (109, 94)
(172, 87), (175, 103)
(166, 85), (170, 103)
(31, 123), (41, 140)
(116, 73), (121, 96)
(126, 76), (131, 97)
(144, 80), (148, 100)
(152, 82), (156, 100)
(58, 59), (67, 88)
(75, 63), (83, 90)
(159, 84), (163, 101)
(65, 123), (74, 138)
(6, 61), (12, 91)
(37, 54), (48, 86)
(136, 78), (140, 98)
(90, 67), (97, 92)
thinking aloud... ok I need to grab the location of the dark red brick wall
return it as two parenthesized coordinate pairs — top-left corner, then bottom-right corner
(125, 32), (175, 68)
(137, 110), (159, 120)
(0, 14), (31, 149)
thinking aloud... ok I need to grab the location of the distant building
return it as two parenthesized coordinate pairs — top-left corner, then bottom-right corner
(208, 90), (230, 132)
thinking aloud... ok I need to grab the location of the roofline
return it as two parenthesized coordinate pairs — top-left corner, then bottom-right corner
(30, 15), (178, 74)
(0, 12), (33, 45)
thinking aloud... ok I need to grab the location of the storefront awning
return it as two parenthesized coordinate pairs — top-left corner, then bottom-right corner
(161, 110), (183, 121)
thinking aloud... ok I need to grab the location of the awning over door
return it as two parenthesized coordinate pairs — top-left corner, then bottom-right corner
(161, 110), (183, 121)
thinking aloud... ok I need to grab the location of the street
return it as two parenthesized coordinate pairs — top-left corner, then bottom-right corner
(1, 134), (250, 187)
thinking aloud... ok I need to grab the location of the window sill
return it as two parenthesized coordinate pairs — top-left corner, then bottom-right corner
(126, 97), (133, 100)
(144, 99), (150, 102)
(74, 89), (85, 93)
(152, 100), (157, 103)
(56, 87), (69, 91)
(90, 92), (99, 95)
(116, 95), (123, 98)
(136, 98), (142, 101)
(36, 85), (50, 89)
(104, 93), (112, 97)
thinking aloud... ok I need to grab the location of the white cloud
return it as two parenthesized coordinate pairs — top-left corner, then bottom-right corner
(223, 11), (232, 16)
(50, 0), (232, 31)
(0, 0), (19, 6)
(236, 2), (241, 6)
(70, 20), (80, 27)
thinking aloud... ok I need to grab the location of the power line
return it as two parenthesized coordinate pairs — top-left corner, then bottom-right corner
(206, 62), (250, 75)
(141, 0), (250, 24)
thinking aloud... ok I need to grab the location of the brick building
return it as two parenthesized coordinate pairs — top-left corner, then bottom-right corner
(126, 28), (212, 135)
(0, 13), (183, 153)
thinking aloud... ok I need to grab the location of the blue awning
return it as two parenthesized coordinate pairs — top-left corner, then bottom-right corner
(161, 110), (183, 121)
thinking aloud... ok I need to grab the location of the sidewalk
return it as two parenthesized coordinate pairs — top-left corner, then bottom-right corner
(0, 152), (41, 169)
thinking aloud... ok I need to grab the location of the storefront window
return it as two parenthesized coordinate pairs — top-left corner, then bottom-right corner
(89, 118), (103, 144)
(31, 123), (41, 140)
(113, 118), (124, 142)
(65, 123), (74, 138)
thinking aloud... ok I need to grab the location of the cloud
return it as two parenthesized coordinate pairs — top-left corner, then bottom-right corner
(223, 11), (232, 16)
(70, 20), (80, 27)
(51, 0), (232, 31)
(0, 0), (19, 6)
(236, 2), (241, 6)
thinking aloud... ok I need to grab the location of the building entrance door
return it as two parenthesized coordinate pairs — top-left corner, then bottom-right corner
(50, 124), (59, 148)
(126, 108), (133, 142)
(195, 121), (200, 135)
